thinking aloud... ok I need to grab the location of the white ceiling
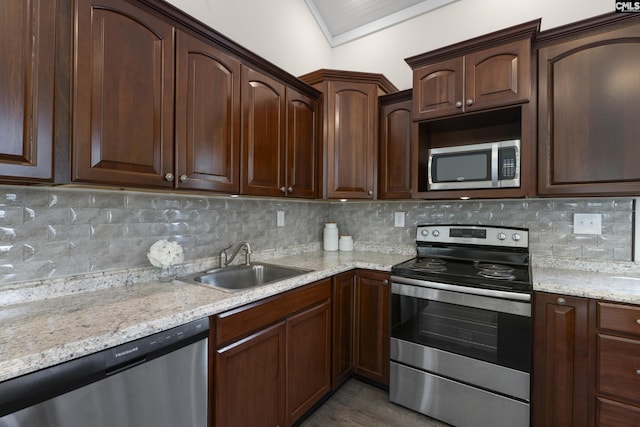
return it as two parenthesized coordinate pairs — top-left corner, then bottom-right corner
(304, 0), (459, 47)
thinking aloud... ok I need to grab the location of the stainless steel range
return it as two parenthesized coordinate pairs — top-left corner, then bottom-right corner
(390, 224), (532, 427)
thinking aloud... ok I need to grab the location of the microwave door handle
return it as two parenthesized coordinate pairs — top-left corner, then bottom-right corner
(491, 145), (499, 187)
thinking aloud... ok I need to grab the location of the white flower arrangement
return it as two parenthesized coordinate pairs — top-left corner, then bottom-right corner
(147, 240), (184, 269)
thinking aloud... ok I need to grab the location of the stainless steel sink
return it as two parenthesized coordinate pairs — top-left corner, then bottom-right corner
(180, 262), (313, 292)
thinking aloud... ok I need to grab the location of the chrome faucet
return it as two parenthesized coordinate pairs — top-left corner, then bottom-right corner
(219, 242), (252, 267)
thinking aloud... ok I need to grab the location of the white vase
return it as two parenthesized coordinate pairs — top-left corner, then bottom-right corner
(323, 222), (339, 251)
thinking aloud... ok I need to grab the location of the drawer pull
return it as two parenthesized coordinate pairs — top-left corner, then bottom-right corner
(637, 370), (640, 375)
(556, 297), (566, 305)
(636, 319), (640, 325)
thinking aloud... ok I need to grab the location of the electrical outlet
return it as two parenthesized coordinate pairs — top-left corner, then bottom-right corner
(394, 212), (405, 228)
(276, 210), (285, 227)
(573, 213), (601, 235)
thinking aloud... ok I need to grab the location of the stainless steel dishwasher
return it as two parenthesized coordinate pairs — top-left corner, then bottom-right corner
(0, 318), (209, 427)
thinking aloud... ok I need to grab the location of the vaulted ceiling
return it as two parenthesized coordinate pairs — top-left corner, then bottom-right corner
(304, 0), (459, 46)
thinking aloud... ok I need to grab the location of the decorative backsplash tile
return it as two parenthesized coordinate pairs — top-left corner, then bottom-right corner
(0, 184), (635, 287)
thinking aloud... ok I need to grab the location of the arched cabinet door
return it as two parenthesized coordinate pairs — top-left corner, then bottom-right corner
(175, 31), (241, 193)
(538, 17), (640, 196)
(73, 0), (175, 188)
(0, 0), (56, 183)
(240, 65), (286, 197)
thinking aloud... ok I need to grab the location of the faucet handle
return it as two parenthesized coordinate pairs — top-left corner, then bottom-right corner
(222, 242), (233, 252)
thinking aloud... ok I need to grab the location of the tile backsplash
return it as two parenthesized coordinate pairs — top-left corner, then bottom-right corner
(0, 185), (635, 287)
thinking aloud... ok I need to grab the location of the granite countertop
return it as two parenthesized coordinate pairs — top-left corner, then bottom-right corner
(0, 250), (410, 383)
(3, 249), (640, 385)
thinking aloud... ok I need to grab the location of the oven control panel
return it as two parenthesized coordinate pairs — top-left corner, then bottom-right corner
(416, 225), (528, 247)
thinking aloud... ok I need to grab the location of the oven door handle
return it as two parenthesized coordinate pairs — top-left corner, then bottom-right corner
(390, 276), (531, 317)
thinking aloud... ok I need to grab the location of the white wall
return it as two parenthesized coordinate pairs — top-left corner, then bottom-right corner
(166, 0), (332, 77)
(166, 0), (613, 89)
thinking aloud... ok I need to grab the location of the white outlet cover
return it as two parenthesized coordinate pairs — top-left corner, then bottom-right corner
(277, 210), (285, 227)
(573, 213), (602, 235)
(394, 212), (405, 228)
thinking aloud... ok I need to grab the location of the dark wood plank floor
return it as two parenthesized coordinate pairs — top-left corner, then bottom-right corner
(299, 379), (450, 427)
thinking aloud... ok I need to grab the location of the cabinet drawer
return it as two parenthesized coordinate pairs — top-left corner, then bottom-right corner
(597, 334), (640, 405)
(214, 278), (331, 347)
(597, 301), (640, 337)
(597, 397), (640, 427)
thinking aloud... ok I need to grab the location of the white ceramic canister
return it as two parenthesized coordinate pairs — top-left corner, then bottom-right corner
(339, 234), (353, 251)
(323, 222), (339, 251)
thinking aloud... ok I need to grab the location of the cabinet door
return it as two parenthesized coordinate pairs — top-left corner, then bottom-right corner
(286, 299), (331, 425)
(0, 0), (56, 182)
(332, 270), (355, 389)
(215, 321), (286, 427)
(379, 98), (412, 199)
(538, 21), (640, 195)
(326, 81), (378, 199)
(532, 292), (592, 427)
(354, 270), (390, 385)
(175, 31), (240, 193)
(285, 88), (317, 198)
(73, 0), (175, 188)
(465, 38), (530, 112)
(412, 57), (464, 120)
(241, 66), (286, 197)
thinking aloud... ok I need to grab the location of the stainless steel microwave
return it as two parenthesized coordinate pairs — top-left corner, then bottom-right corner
(428, 139), (520, 191)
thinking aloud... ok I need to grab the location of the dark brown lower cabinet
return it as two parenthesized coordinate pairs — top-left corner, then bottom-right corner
(212, 278), (331, 427)
(215, 321), (286, 427)
(286, 300), (331, 425)
(354, 270), (390, 386)
(532, 292), (592, 427)
(331, 270), (356, 389)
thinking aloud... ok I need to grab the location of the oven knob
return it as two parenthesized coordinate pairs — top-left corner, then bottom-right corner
(421, 229), (429, 237)
(432, 230), (440, 237)
(497, 232), (506, 241)
(512, 233), (522, 242)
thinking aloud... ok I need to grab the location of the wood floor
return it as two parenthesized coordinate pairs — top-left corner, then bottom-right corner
(299, 379), (450, 427)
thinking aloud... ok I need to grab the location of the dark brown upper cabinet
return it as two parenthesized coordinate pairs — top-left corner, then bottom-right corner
(379, 90), (413, 199)
(300, 69), (397, 200)
(537, 13), (640, 196)
(240, 65), (319, 198)
(240, 65), (285, 197)
(73, 0), (176, 188)
(406, 20), (538, 122)
(71, 0), (318, 196)
(0, 0), (57, 183)
(175, 30), (241, 193)
(285, 88), (318, 199)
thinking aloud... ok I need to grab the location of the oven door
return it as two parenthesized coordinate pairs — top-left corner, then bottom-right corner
(390, 276), (531, 427)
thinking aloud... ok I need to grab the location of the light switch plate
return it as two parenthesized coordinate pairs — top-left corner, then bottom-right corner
(394, 212), (405, 228)
(573, 213), (601, 235)
(276, 210), (285, 227)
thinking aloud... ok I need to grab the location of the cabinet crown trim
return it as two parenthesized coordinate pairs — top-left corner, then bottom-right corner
(404, 19), (540, 69)
(299, 68), (398, 94)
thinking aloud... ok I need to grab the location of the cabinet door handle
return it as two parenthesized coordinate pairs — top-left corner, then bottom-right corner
(288, 186), (293, 193)
(280, 186), (286, 193)
(164, 172), (175, 182)
(466, 98), (474, 106)
(368, 190), (373, 196)
(180, 175), (188, 183)
(636, 369), (640, 375)
(556, 297), (566, 305)
(383, 279), (389, 285)
(455, 101), (462, 108)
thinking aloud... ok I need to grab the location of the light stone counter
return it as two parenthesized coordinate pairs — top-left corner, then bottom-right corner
(0, 251), (410, 383)
(532, 256), (640, 304)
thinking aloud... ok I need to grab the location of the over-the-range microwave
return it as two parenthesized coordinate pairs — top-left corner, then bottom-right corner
(427, 139), (520, 191)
